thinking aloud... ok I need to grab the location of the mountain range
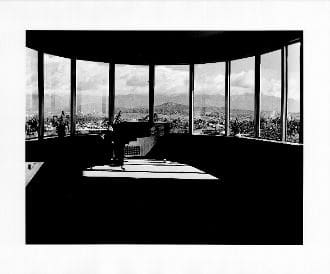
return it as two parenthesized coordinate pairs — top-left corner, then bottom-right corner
(26, 93), (300, 114)
(113, 93), (299, 113)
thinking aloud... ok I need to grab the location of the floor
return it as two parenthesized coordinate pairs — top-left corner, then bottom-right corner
(26, 157), (301, 244)
(26, 158), (223, 244)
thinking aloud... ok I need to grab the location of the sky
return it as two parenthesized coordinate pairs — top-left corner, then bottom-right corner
(26, 44), (300, 101)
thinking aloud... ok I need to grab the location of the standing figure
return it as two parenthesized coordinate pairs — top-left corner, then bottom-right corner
(103, 122), (115, 164)
(57, 110), (66, 138)
(112, 111), (125, 170)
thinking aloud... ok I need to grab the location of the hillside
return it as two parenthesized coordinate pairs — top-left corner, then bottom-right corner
(26, 92), (300, 115)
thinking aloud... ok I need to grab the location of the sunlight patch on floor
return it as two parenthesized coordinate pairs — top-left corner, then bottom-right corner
(83, 159), (218, 180)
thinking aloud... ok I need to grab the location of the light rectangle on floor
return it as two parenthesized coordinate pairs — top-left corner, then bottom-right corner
(83, 159), (218, 180)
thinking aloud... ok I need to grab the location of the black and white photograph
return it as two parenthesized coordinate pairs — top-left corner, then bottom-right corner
(25, 30), (303, 245)
(1, 1), (330, 274)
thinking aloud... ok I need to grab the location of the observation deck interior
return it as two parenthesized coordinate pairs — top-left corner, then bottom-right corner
(25, 31), (303, 244)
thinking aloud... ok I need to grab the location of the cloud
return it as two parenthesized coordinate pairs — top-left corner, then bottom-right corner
(288, 71), (300, 100)
(154, 66), (189, 95)
(229, 67), (299, 100)
(260, 68), (299, 100)
(231, 70), (254, 91)
(126, 75), (148, 87)
(26, 49), (38, 95)
(43, 55), (71, 93)
(194, 72), (225, 95)
(26, 71), (37, 94)
(115, 65), (149, 94)
(26, 53), (300, 101)
(76, 60), (108, 95)
(261, 77), (280, 97)
(194, 63), (226, 95)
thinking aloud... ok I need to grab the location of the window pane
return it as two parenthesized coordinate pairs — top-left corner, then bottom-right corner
(26, 48), (39, 139)
(114, 65), (149, 122)
(76, 60), (109, 134)
(155, 65), (189, 134)
(260, 50), (281, 141)
(230, 57), (255, 136)
(194, 62), (225, 135)
(44, 54), (71, 137)
(287, 43), (301, 143)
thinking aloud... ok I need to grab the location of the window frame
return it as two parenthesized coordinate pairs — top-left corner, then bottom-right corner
(74, 59), (110, 135)
(192, 61), (226, 136)
(27, 37), (302, 144)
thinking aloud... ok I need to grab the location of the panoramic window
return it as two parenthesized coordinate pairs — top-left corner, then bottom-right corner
(155, 65), (189, 134)
(229, 57), (255, 136)
(193, 62), (226, 135)
(26, 48), (39, 139)
(260, 50), (282, 141)
(76, 60), (109, 134)
(287, 43), (301, 143)
(44, 54), (71, 137)
(114, 65), (149, 122)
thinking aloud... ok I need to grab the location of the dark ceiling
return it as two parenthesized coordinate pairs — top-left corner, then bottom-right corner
(26, 30), (302, 65)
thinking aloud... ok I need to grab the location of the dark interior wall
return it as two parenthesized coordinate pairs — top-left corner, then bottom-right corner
(148, 135), (303, 181)
(26, 135), (107, 166)
(147, 135), (303, 244)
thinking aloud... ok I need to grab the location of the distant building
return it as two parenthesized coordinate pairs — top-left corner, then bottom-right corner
(51, 93), (56, 114)
(201, 96), (206, 116)
(102, 94), (107, 115)
(32, 94), (38, 113)
(77, 95), (82, 114)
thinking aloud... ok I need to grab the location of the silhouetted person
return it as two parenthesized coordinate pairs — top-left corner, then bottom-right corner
(57, 110), (66, 138)
(113, 126), (125, 168)
(112, 111), (125, 169)
(103, 122), (114, 163)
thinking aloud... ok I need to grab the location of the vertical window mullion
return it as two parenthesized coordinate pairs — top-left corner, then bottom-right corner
(149, 64), (155, 126)
(70, 59), (76, 136)
(254, 54), (261, 138)
(299, 40), (303, 144)
(281, 46), (288, 141)
(225, 61), (230, 136)
(109, 63), (115, 124)
(189, 64), (194, 135)
(38, 51), (44, 140)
